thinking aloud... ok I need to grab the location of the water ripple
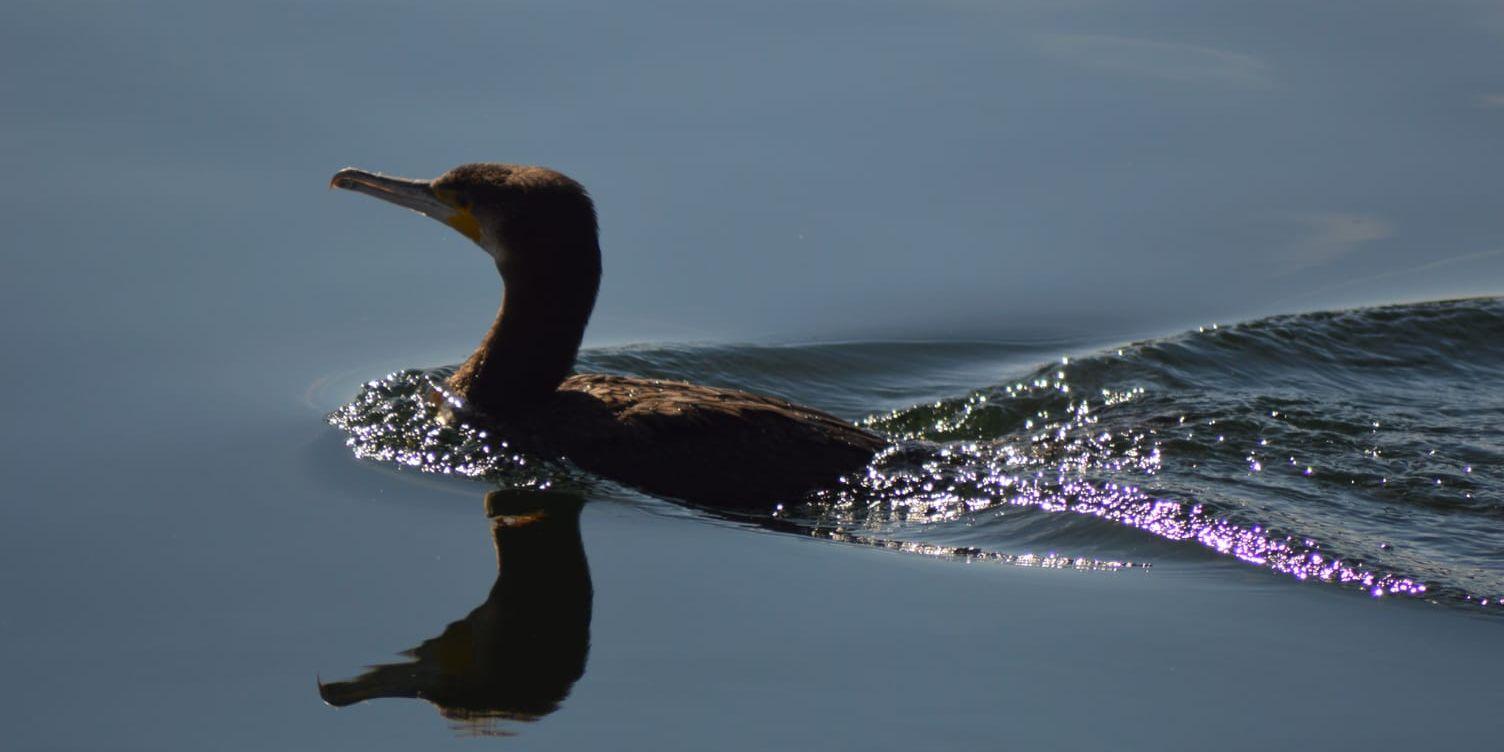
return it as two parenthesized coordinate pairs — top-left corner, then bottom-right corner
(330, 298), (1504, 610)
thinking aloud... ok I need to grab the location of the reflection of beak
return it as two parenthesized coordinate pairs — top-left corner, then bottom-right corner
(317, 673), (380, 708)
(330, 167), (482, 243)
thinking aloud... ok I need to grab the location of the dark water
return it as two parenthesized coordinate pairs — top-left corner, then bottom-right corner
(333, 298), (1504, 609)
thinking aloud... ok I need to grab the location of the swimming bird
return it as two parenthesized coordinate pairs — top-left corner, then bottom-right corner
(330, 163), (885, 508)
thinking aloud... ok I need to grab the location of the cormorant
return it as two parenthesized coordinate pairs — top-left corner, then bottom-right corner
(330, 163), (884, 508)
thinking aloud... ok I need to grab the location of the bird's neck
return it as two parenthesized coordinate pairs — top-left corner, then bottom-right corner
(447, 265), (599, 415)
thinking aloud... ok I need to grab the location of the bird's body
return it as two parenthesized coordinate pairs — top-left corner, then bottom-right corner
(492, 373), (884, 508)
(332, 162), (884, 508)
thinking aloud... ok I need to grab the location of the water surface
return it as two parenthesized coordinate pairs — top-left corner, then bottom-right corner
(333, 298), (1504, 609)
(4, 0), (1504, 748)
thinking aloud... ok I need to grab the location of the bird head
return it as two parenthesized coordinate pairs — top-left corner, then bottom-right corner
(330, 163), (600, 280)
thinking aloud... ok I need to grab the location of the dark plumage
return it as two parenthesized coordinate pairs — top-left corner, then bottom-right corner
(515, 374), (883, 507)
(331, 163), (885, 508)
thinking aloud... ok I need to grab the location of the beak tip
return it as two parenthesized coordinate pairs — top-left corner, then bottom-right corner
(329, 167), (360, 191)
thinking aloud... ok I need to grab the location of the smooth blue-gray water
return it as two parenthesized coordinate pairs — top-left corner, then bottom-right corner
(4, 1), (1504, 749)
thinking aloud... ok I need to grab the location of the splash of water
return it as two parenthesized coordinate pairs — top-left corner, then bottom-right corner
(330, 298), (1504, 609)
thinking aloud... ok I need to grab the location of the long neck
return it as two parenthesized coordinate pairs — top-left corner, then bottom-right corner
(448, 262), (599, 414)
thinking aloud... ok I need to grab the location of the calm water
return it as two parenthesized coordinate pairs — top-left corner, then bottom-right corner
(5, 1), (1504, 749)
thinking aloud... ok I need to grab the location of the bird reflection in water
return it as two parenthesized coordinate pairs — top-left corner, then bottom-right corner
(319, 490), (592, 735)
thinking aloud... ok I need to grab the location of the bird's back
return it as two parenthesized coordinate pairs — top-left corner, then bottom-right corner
(511, 374), (885, 509)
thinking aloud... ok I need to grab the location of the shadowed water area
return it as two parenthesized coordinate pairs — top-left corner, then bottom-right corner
(318, 491), (593, 734)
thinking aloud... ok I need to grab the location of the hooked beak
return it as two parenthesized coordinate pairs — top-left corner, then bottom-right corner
(330, 167), (482, 243)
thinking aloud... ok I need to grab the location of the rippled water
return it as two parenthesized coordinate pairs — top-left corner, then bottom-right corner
(331, 298), (1504, 609)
